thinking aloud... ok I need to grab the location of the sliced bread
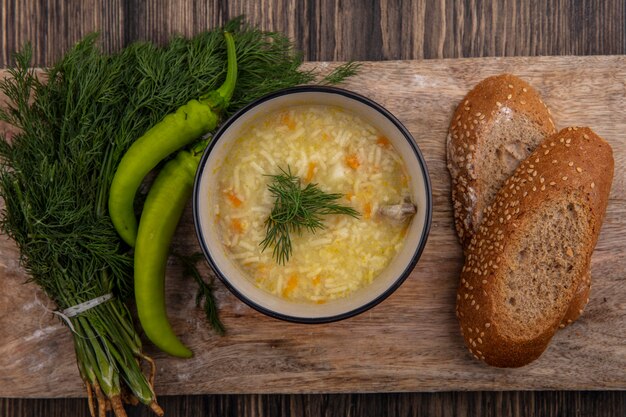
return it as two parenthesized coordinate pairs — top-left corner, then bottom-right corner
(447, 74), (590, 327)
(447, 74), (557, 249)
(455, 127), (613, 367)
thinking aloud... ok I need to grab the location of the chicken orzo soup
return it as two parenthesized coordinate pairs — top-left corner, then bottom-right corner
(214, 105), (416, 303)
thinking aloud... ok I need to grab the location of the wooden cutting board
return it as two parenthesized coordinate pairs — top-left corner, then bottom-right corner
(1, 55), (625, 398)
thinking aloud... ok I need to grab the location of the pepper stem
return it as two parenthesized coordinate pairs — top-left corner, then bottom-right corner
(190, 139), (210, 157)
(216, 32), (237, 103)
(200, 31), (237, 110)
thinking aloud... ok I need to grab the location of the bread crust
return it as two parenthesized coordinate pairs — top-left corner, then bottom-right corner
(561, 270), (591, 327)
(456, 127), (613, 368)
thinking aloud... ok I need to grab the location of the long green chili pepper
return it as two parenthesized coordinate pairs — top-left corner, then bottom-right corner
(134, 141), (209, 357)
(109, 31), (237, 247)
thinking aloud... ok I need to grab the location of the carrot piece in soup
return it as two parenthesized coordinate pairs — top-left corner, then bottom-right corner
(283, 274), (299, 297)
(225, 190), (243, 207)
(280, 113), (296, 130)
(306, 162), (317, 182)
(376, 135), (391, 148)
(345, 154), (360, 169)
(363, 202), (372, 219)
(230, 218), (244, 234)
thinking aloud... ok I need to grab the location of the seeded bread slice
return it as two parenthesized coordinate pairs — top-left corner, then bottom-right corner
(446, 74), (590, 327)
(447, 74), (557, 249)
(456, 127), (613, 368)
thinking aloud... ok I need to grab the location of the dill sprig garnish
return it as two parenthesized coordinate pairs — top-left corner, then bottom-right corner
(260, 166), (359, 265)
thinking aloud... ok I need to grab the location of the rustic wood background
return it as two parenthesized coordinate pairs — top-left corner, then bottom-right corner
(1, 0), (625, 66)
(1, 1), (625, 416)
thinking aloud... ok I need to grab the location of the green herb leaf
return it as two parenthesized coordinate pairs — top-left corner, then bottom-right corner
(321, 61), (362, 85)
(174, 252), (225, 336)
(260, 166), (359, 264)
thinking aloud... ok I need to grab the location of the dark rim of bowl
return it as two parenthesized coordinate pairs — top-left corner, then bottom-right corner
(192, 85), (432, 324)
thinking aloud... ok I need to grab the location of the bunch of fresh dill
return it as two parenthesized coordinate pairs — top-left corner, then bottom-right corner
(0, 18), (356, 417)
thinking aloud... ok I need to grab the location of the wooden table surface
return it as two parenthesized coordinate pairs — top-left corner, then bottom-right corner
(1, 1), (625, 416)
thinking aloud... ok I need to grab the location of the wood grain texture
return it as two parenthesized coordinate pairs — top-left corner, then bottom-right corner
(1, 0), (625, 66)
(2, 391), (626, 417)
(1, 55), (625, 401)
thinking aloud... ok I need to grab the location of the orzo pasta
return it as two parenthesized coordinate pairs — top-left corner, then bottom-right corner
(213, 105), (415, 302)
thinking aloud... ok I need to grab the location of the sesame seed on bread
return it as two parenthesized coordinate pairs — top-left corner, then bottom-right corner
(455, 127), (613, 368)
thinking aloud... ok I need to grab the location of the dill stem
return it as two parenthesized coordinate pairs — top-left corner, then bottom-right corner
(105, 301), (142, 353)
(76, 315), (118, 396)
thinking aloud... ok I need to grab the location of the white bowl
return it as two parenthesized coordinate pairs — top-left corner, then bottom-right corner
(193, 86), (432, 323)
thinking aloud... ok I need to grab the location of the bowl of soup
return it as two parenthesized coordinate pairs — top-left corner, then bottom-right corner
(193, 86), (432, 323)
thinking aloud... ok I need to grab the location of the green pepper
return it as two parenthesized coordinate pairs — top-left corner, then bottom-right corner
(109, 31), (237, 247)
(134, 141), (209, 358)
